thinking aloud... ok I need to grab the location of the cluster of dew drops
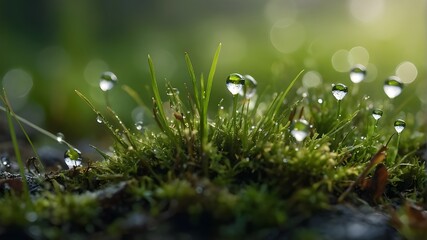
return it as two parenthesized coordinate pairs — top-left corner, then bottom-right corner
(67, 67), (406, 168)
(332, 65), (406, 136)
(226, 64), (407, 144)
(64, 68), (406, 169)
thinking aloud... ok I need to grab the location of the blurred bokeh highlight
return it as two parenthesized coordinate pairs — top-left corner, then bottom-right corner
(0, 0), (425, 145)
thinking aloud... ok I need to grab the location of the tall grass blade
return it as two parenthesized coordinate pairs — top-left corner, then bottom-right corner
(0, 91), (32, 207)
(185, 53), (201, 113)
(148, 55), (169, 132)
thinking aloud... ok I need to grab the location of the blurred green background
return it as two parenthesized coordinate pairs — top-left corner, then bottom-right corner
(0, 0), (425, 144)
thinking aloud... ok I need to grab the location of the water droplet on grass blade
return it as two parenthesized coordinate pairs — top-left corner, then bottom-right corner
(349, 64), (366, 83)
(226, 73), (245, 95)
(56, 132), (64, 143)
(383, 76), (403, 99)
(331, 83), (348, 100)
(64, 148), (82, 168)
(239, 74), (257, 99)
(394, 119), (406, 134)
(372, 109), (383, 120)
(290, 119), (310, 142)
(99, 71), (117, 91)
(96, 115), (103, 124)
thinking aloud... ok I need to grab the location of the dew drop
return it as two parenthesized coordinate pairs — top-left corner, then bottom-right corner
(226, 73), (245, 95)
(56, 132), (64, 143)
(64, 148), (82, 168)
(166, 88), (179, 96)
(239, 74), (258, 99)
(195, 186), (204, 194)
(317, 98), (323, 104)
(349, 64), (367, 83)
(99, 71), (118, 92)
(96, 115), (103, 124)
(290, 119), (310, 142)
(394, 119), (406, 134)
(331, 83), (348, 101)
(383, 76), (403, 99)
(1, 155), (11, 170)
(135, 121), (143, 131)
(372, 109), (383, 120)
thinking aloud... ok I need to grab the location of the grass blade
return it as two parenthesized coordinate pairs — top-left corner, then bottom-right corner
(0, 91), (32, 207)
(122, 85), (145, 107)
(148, 55), (171, 135)
(185, 52), (201, 113)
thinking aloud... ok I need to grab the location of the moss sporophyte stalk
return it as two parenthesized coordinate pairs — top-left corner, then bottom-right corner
(0, 45), (425, 239)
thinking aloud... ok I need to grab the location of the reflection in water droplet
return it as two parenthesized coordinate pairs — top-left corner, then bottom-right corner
(349, 64), (367, 83)
(372, 109), (383, 120)
(239, 74), (258, 99)
(290, 119), (310, 142)
(56, 132), (64, 143)
(99, 71), (118, 91)
(64, 148), (82, 168)
(394, 119), (406, 134)
(383, 76), (403, 99)
(226, 73), (245, 95)
(331, 83), (348, 100)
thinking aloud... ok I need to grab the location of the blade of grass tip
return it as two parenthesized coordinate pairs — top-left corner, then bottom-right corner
(202, 44), (221, 147)
(185, 52), (201, 113)
(148, 55), (171, 134)
(253, 70), (304, 136)
(90, 145), (111, 160)
(75, 90), (128, 148)
(106, 106), (137, 149)
(75, 90), (98, 113)
(122, 85), (145, 107)
(0, 92), (32, 207)
(272, 69), (304, 118)
(203, 43), (221, 118)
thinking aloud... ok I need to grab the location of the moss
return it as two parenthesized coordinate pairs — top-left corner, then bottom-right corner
(0, 46), (425, 239)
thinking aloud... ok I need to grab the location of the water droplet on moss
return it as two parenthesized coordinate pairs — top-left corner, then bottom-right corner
(64, 148), (82, 168)
(332, 83), (348, 100)
(384, 76), (403, 99)
(135, 121), (143, 131)
(290, 119), (310, 142)
(394, 119), (406, 134)
(226, 73), (245, 95)
(99, 71), (117, 91)
(349, 64), (366, 83)
(239, 74), (257, 99)
(372, 109), (383, 120)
